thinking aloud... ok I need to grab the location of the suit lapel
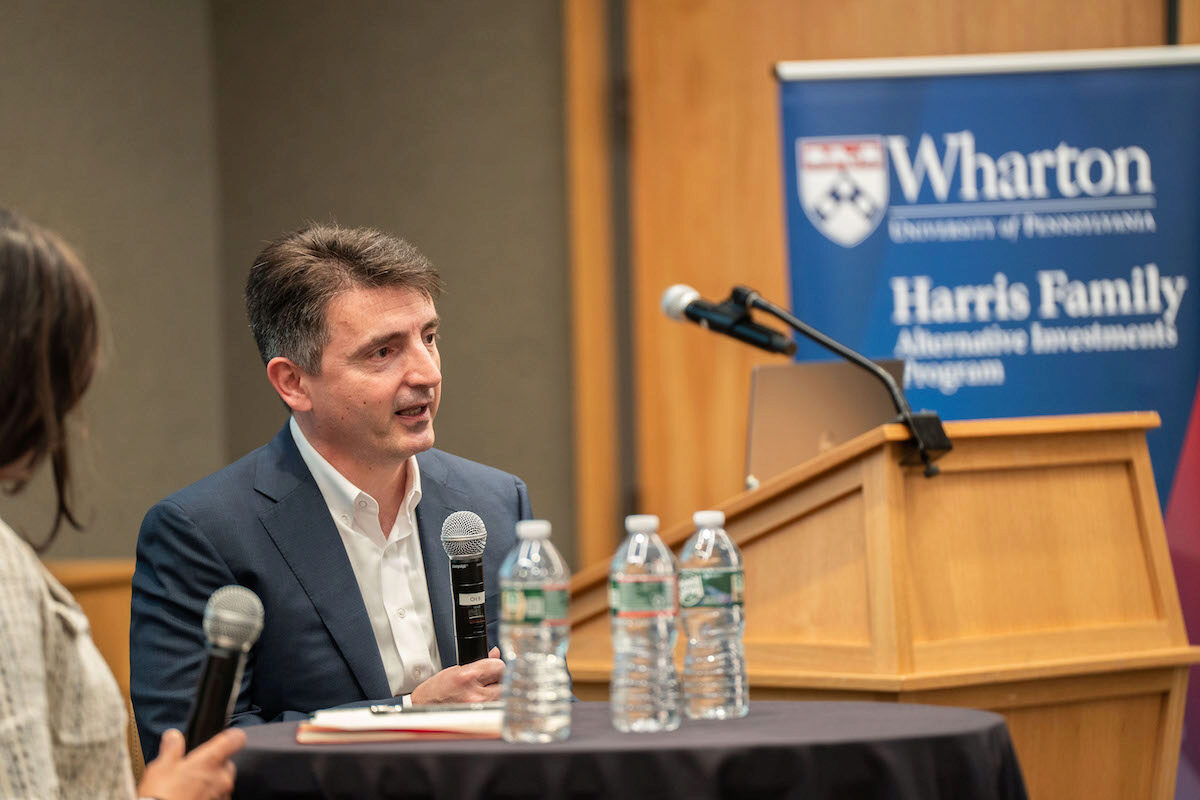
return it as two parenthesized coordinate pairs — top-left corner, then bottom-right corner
(254, 426), (391, 700)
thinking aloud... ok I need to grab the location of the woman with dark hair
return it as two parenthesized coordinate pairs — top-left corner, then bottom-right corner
(0, 209), (244, 799)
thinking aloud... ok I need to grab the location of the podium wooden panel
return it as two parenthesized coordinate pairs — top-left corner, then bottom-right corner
(568, 412), (1198, 800)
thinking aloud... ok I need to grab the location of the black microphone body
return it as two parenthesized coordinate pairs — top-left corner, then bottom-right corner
(682, 299), (798, 355)
(449, 556), (489, 664)
(184, 645), (246, 751)
(662, 284), (797, 356)
(183, 585), (263, 752)
(441, 510), (490, 665)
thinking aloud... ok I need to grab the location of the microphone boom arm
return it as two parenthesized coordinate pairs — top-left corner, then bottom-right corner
(730, 286), (952, 477)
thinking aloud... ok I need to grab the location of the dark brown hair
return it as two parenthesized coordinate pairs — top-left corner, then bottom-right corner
(0, 210), (100, 550)
(246, 222), (445, 374)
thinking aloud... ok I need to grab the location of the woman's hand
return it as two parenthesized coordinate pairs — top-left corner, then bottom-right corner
(137, 727), (246, 800)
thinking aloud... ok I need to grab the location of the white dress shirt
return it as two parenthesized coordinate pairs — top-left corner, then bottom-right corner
(290, 417), (441, 697)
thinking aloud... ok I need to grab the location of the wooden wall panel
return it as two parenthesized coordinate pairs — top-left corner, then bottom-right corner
(565, 0), (621, 567)
(45, 559), (143, 777)
(1184, 0), (1200, 43)
(45, 559), (134, 694)
(625, 0), (1165, 532)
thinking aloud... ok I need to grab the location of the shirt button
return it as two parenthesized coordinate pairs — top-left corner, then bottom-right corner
(413, 665), (427, 679)
(396, 607), (407, 618)
(340, 514), (350, 524)
(356, 499), (368, 509)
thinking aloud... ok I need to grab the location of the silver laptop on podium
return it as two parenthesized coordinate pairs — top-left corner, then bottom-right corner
(744, 359), (905, 486)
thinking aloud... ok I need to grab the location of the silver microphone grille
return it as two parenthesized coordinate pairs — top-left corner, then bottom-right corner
(440, 510), (487, 559)
(662, 284), (700, 321)
(202, 585), (264, 652)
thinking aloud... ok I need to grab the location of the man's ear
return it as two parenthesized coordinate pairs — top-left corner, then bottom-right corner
(266, 357), (314, 412)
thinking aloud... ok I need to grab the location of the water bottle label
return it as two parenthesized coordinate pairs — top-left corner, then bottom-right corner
(678, 568), (744, 608)
(608, 576), (677, 617)
(501, 585), (569, 624)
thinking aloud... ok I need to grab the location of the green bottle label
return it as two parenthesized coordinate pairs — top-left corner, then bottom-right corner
(501, 585), (569, 624)
(609, 576), (677, 617)
(678, 568), (744, 608)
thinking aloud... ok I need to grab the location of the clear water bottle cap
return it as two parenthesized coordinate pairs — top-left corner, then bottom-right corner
(693, 510), (725, 529)
(624, 514), (659, 533)
(516, 519), (552, 539)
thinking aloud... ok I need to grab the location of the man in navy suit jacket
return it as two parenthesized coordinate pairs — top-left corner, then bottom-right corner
(130, 223), (529, 760)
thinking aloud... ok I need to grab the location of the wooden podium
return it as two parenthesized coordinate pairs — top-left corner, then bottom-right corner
(568, 412), (1199, 800)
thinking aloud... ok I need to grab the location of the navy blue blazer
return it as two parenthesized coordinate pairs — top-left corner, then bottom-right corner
(130, 424), (529, 760)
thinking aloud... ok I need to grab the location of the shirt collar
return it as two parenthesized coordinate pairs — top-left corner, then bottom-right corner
(289, 416), (422, 524)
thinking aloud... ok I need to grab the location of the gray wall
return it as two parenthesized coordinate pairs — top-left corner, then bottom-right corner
(0, 0), (224, 558)
(211, 0), (574, 562)
(1, 1), (575, 565)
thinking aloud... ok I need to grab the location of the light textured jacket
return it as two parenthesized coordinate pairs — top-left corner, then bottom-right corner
(0, 518), (134, 799)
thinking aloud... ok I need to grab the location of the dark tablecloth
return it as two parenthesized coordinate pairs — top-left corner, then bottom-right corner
(232, 700), (1027, 799)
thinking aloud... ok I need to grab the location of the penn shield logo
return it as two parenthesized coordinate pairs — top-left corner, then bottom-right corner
(798, 136), (888, 247)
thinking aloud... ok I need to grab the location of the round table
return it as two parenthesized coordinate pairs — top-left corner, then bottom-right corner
(232, 700), (1027, 799)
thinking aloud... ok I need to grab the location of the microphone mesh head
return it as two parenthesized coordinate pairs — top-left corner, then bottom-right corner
(662, 284), (700, 321)
(203, 585), (264, 652)
(440, 510), (488, 558)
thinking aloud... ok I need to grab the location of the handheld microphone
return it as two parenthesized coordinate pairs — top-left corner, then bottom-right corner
(184, 585), (263, 751)
(662, 284), (797, 355)
(440, 511), (489, 664)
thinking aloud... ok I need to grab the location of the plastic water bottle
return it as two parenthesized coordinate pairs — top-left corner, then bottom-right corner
(609, 514), (680, 732)
(678, 509), (748, 719)
(499, 519), (572, 743)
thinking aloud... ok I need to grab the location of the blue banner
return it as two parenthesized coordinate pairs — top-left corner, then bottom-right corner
(778, 51), (1198, 506)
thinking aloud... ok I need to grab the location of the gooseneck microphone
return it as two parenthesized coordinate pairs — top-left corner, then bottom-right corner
(662, 284), (798, 356)
(731, 283), (952, 476)
(440, 511), (489, 664)
(184, 585), (264, 751)
(662, 281), (952, 476)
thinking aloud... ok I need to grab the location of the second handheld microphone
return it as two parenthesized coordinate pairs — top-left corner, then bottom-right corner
(440, 510), (490, 664)
(184, 585), (264, 751)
